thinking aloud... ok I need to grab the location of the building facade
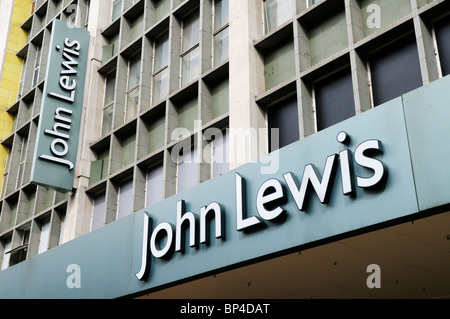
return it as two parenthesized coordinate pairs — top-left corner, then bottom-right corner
(0, 0), (449, 299)
(0, 0), (32, 199)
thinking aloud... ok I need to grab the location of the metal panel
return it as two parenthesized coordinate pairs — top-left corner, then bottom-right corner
(8, 76), (450, 298)
(403, 74), (450, 211)
(30, 20), (90, 193)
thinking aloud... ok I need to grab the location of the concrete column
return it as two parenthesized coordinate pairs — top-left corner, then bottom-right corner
(346, 0), (372, 114)
(228, 0), (266, 169)
(412, 2), (440, 85)
(63, 0), (112, 242)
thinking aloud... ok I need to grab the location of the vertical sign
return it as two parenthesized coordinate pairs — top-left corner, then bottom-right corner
(30, 20), (90, 193)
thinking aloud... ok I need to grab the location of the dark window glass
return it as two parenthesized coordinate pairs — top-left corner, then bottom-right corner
(370, 35), (422, 106)
(435, 18), (450, 76)
(268, 94), (299, 152)
(315, 68), (355, 131)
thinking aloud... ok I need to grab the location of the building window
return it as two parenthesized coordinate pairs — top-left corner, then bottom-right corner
(435, 17), (450, 77)
(369, 35), (422, 106)
(181, 9), (200, 86)
(90, 148), (109, 186)
(152, 32), (169, 104)
(154, 0), (170, 22)
(17, 57), (26, 100)
(85, 0), (90, 29)
(210, 129), (229, 178)
(58, 213), (66, 245)
(315, 68), (355, 131)
(112, 0), (122, 21)
(264, 40), (295, 90)
(32, 44), (42, 87)
(125, 53), (141, 122)
(1, 148), (12, 197)
(176, 145), (198, 193)
(145, 164), (164, 206)
(268, 94), (299, 152)
(213, 0), (229, 66)
(38, 218), (51, 254)
(117, 179), (133, 220)
(16, 135), (29, 190)
(9, 228), (30, 266)
(1, 238), (12, 270)
(264, 0), (293, 34)
(308, 0), (321, 7)
(91, 192), (106, 231)
(102, 71), (116, 136)
(31, 0), (37, 15)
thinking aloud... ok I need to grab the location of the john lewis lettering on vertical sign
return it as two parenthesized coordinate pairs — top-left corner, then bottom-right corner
(30, 19), (90, 193)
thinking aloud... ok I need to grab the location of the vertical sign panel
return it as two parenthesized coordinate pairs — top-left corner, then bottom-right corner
(30, 20), (90, 193)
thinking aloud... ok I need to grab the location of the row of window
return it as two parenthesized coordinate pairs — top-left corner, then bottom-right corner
(90, 130), (229, 231)
(92, 1), (231, 230)
(1, 210), (66, 271)
(267, 19), (450, 151)
(264, 0), (322, 34)
(101, 0), (229, 136)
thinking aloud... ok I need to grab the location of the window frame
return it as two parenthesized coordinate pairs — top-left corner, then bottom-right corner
(212, 0), (229, 67)
(152, 31), (170, 104)
(125, 52), (142, 122)
(37, 217), (51, 255)
(1, 237), (12, 270)
(116, 178), (134, 220)
(263, 0), (293, 34)
(102, 70), (116, 136)
(312, 67), (356, 132)
(367, 34), (423, 107)
(91, 191), (106, 231)
(32, 44), (42, 88)
(145, 162), (164, 207)
(1, 148), (12, 197)
(433, 16), (450, 77)
(16, 134), (29, 190)
(267, 93), (300, 152)
(175, 143), (199, 194)
(208, 127), (229, 178)
(180, 8), (201, 86)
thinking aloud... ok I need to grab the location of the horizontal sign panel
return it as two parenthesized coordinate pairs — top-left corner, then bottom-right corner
(2, 75), (450, 298)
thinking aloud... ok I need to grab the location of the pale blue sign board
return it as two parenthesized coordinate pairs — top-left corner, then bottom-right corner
(1, 75), (450, 299)
(30, 20), (90, 193)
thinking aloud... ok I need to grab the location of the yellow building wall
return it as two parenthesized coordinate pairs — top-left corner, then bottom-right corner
(0, 0), (31, 189)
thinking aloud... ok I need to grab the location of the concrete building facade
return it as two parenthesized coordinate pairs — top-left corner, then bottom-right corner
(0, 0), (449, 299)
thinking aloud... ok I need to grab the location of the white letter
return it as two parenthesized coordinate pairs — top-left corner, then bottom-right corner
(66, 264), (81, 289)
(136, 214), (150, 281)
(59, 75), (77, 91)
(51, 138), (69, 157)
(256, 179), (285, 221)
(236, 173), (262, 231)
(339, 150), (355, 196)
(175, 200), (197, 252)
(39, 154), (74, 170)
(367, 4), (381, 29)
(366, 264), (381, 288)
(355, 140), (385, 188)
(284, 154), (338, 211)
(150, 222), (173, 258)
(200, 202), (223, 244)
